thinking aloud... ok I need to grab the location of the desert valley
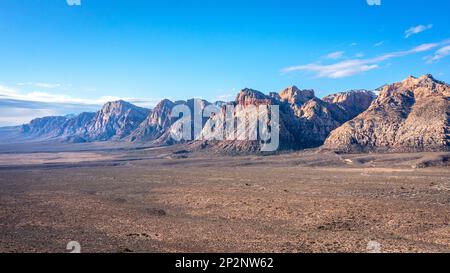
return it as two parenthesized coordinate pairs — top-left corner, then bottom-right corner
(0, 74), (449, 253)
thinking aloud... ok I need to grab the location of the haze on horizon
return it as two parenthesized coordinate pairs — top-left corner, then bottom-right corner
(1, 0), (450, 126)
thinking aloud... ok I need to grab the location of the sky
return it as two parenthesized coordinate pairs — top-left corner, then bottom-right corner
(0, 0), (450, 126)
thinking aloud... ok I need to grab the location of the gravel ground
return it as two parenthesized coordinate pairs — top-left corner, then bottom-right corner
(0, 144), (449, 253)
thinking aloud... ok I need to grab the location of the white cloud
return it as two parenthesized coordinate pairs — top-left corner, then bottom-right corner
(425, 45), (450, 63)
(0, 84), (163, 126)
(96, 96), (161, 107)
(405, 24), (433, 38)
(374, 41), (385, 47)
(282, 41), (445, 79)
(0, 108), (58, 127)
(17, 82), (62, 89)
(283, 61), (379, 79)
(0, 85), (159, 107)
(323, 51), (345, 60)
(0, 85), (19, 97)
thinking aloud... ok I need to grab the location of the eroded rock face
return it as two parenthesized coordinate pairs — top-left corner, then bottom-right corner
(84, 100), (150, 141)
(322, 90), (376, 120)
(197, 89), (277, 153)
(21, 116), (69, 138)
(325, 74), (450, 152)
(21, 100), (150, 142)
(279, 86), (315, 106)
(277, 86), (374, 149)
(195, 86), (375, 153)
(128, 99), (175, 142)
(235, 88), (272, 106)
(295, 98), (346, 147)
(60, 112), (97, 142)
(17, 81), (382, 152)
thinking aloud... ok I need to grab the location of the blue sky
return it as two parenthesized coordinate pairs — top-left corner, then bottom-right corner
(0, 0), (450, 125)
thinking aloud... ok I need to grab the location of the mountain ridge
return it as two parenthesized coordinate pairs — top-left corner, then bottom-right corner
(325, 74), (450, 152)
(10, 74), (450, 153)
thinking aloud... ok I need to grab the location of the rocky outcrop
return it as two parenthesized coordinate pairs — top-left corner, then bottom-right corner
(325, 74), (450, 152)
(195, 89), (275, 153)
(294, 98), (347, 147)
(21, 100), (149, 142)
(195, 86), (374, 153)
(128, 99), (175, 142)
(322, 89), (376, 120)
(235, 88), (273, 106)
(153, 98), (211, 145)
(279, 86), (315, 106)
(21, 116), (69, 138)
(60, 112), (96, 140)
(77, 100), (149, 141)
(17, 84), (379, 152)
(277, 86), (373, 149)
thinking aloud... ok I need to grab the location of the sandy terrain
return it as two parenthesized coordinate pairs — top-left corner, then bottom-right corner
(0, 143), (449, 253)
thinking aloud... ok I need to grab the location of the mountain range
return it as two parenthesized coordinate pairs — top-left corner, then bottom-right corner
(8, 74), (450, 153)
(325, 74), (450, 152)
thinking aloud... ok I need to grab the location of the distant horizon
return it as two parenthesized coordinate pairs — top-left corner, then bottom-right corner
(1, 0), (450, 125)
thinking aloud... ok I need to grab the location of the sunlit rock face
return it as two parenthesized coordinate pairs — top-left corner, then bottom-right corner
(127, 99), (175, 142)
(84, 100), (150, 141)
(21, 100), (149, 142)
(193, 86), (375, 153)
(325, 74), (450, 152)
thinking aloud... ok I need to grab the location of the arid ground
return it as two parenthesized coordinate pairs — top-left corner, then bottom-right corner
(0, 142), (449, 253)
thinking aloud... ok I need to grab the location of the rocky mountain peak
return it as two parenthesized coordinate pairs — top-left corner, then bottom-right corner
(323, 90), (376, 103)
(13, 74), (449, 154)
(279, 86), (315, 105)
(420, 73), (434, 79)
(401, 74), (440, 87)
(325, 74), (450, 152)
(235, 88), (271, 105)
(87, 100), (150, 140)
(380, 74), (450, 100)
(155, 99), (175, 109)
(322, 90), (376, 119)
(147, 99), (174, 126)
(100, 100), (134, 114)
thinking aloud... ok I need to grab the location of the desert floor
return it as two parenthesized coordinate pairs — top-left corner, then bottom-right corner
(0, 142), (449, 253)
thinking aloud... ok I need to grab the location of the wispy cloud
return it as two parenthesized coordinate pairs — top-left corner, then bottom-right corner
(323, 51), (345, 60)
(0, 85), (159, 107)
(425, 45), (450, 63)
(374, 41), (385, 47)
(282, 42), (444, 79)
(17, 82), (62, 89)
(283, 61), (379, 79)
(0, 107), (59, 127)
(0, 85), (162, 126)
(404, 24), (433, 38)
